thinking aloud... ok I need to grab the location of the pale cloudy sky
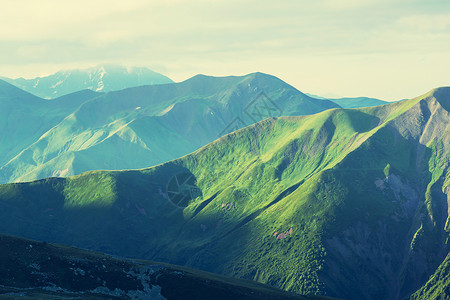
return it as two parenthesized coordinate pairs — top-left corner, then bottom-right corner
(1, 0), (449, 100)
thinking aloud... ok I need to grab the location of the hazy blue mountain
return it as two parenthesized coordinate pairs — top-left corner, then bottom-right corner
(0, 87), (448, 299)
(328, 97), (389, 108)
(0, 64), (173, 99)
(0, 80), (102, 182)
(305, 93), (328, 99)
(306, 92), (389, 108)
(0, 73), (339, 183)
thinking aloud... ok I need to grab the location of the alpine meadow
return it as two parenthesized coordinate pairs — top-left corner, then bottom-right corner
(1, 1), (449, 299)
(0, 80), (448, 299)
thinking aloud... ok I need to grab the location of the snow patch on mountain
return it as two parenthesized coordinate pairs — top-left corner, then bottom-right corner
(2, 65), (173, 99)
(50, 80), (63, 89)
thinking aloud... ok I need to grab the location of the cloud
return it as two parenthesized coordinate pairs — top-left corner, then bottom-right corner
(317, 0), (383, 11)
(0, 0), (449, 100)
(17, 44), (48, 58)
(397, 14), (450, 32)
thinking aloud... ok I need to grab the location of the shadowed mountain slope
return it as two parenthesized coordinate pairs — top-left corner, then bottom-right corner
(0, 87), (448, 299)
(0, 234), (336, 300)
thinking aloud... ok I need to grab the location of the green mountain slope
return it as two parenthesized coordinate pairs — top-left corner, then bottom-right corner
(409, 253), (450, 300)
(0, 64), (173, 99)
(0, 87), (448, 299)
(0, 73), (339, 183)
(0, 234), (334, 300)
(0, 81), (102, 182)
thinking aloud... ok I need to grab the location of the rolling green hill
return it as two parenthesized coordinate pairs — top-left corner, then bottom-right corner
(0, 64), (173, 99)
(0, 234), (334, 300)
(0, 87), (448, 299)
(0, 73), (339, 183)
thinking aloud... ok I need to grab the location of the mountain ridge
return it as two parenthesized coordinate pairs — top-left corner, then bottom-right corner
(0, 72), (339, 183)
(1, 64), (174, 99)
(0, 79), (42, 101)
(305, 92), (391, 108)
(0, 87), (447, 299)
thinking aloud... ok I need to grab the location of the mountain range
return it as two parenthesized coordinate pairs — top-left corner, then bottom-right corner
(306, 93), (390, 108)
(0, 64), (173, 99)
(0, 72), (339, 183)
(327, 97), (389, 108)
(0, 86), (448, 299)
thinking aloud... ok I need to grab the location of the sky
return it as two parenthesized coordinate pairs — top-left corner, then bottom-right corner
(1, 0), (450, 100)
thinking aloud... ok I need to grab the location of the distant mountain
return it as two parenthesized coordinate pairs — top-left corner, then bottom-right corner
(0, 87), (448, 299)
(328, 97), (389, 108)
(0, 234), (331, 300)
(0, 80), (102, 182)
(305, 93), (329, 100)
(0, 64), (173, 98)
(306, 93), (389, 108)
(0, 73), (339, 183)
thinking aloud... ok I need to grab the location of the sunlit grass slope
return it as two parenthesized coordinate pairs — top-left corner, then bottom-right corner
(0, 81), (101, 178)
(409, 253), (450, 300)
(0, 87), (448, 300)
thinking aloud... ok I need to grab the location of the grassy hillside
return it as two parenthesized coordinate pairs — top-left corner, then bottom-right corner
(0, 234), (335, 300)
(409, 253), (450, 300)
(0, 80), (101, 182)
(0, 73), (339, 183)
(0, 87), (448, 299)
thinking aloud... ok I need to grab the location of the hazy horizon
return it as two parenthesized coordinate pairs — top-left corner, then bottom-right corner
(1, 0), (449, 101)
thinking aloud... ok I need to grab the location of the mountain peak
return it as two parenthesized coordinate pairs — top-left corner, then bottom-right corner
(245, 71), (276, 78)
(413, 86), (450, 112)
(429, 86), (450, 101)
(430, 86), (450, 93)
(2, 65), (174, 98)
(0, 79), (42, 100)
(185, 72), (292, 88)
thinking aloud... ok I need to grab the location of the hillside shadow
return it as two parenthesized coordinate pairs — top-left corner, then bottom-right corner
(320, 124), (449, 300)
